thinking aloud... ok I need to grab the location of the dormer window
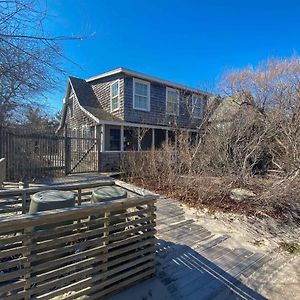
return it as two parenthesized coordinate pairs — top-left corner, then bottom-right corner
(110, 80), (120, 112)
(133, 78), (150, 111)
(166, 87), (179, 116)
(192, 94), (203, 119)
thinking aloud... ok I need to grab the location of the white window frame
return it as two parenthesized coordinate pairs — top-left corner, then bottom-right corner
(133, 78), (150, 112)
(82, 125), (90, 137)
(166, 87), (180, 116)
(110, 80), (120, 112)
(192, 94), (203, 119)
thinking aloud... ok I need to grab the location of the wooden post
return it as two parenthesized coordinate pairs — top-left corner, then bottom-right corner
(64, 127), (71, 175)
(100, 124), (105, 152)
(151, 128), (155, 150)
(138, 128), (141, 151)
(165, 129), (168, 144)
(0, 126), (3, 158)
(23, 225), (33, 300)
(0, 158), (5, 189)
(95, 125), (102, 172)
(21, 190), (27, 214)
(103, 210), (110, 278)
(77, 188), (82, 206)
(120, 125), (124, 152)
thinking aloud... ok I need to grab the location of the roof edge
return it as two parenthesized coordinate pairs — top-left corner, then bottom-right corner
(86, 67), (212, 96)
(68, 78), (100, 123)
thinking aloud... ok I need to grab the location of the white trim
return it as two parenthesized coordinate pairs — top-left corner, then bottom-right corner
(192, 94), (203, 119)
(87, 68), (123, 82)
(133, 78), (150, 112)
(110, 79), (120, 112)
(86, 67), (212, 97)
(100, 124), (105, 152)
(82, 124), (88, 137)
(79, 103), (100, 123)
(98, 119), (198, 132)
(166, 87), (180, 116)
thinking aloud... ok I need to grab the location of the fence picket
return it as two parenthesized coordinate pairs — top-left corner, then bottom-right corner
(0, 126), (99, 181)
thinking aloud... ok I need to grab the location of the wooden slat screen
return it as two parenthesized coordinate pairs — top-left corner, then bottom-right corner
(0, 195), (157, 299)
(0, 180), (115, 216)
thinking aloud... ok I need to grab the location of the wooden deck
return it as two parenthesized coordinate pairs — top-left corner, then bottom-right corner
(154, 196), (297, 300)
(1, 175), (298, 299)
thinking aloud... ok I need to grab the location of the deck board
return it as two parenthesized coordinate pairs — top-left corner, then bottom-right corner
(154, 196), (274, 299)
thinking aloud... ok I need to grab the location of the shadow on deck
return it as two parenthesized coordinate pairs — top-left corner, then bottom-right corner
(155, 239), (266, 300)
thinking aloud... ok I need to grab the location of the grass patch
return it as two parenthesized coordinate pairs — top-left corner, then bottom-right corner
(279, 242), (300, 254)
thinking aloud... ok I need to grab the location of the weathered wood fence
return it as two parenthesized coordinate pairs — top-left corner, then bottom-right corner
(0, 127), (99, 181)
(0, 181), (157, 299)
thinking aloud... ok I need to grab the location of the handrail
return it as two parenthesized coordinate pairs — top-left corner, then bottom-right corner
(0, 194), (158, 229)
(0, 179), (114, 197)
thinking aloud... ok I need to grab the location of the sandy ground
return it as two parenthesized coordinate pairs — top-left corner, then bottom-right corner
(183, 204), (300, 300)
(184, 203), (300, 251)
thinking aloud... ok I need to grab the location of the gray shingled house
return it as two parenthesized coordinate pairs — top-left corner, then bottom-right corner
(57, 68), (211, 170)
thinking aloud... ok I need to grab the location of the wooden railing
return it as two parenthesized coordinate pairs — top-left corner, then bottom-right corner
(0, 184), (157, 299)
(0, 180), (115, 216)
(0, 158), (5, 189)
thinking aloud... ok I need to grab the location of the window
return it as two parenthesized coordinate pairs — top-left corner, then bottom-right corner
(82, 125), (89, 137)
(133, 78), (150, 111)
(72, 128), (77, 148)
(72, 128), (77, 137)
(192, 95), (203, 119)
(110, 81), (120, 111)
(109, 128), (121, 151)
(166, 87), (179, 115)
(90, 126), (95, 139)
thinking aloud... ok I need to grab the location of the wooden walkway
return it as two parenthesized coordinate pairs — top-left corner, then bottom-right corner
(154, 196), (295, 300)
(2, 175), (297, 299)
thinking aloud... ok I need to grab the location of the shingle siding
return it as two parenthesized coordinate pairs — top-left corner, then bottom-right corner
(123, 75), (204, 128)
(89, 74), (125, 120)
(62, 71), (207, 132)
(65, 89), (96, 132)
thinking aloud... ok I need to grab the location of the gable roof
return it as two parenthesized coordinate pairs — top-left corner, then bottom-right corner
(57, 67), (215, 133)
(56, 76), (121, 133)
(208, 96), (252, 124)
(69, 77), (121, 122)
(86, 67), (212, 96)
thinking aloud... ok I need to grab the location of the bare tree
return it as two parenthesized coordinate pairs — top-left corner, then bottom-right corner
(219, 57), (300, 179)
(0, 0), (86, 125)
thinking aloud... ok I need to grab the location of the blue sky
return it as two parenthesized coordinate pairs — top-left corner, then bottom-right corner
(44, 0), (300, 113)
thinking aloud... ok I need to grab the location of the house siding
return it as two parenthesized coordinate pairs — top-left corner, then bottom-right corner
(65, 89), (97, 133)
(123, 75), (204, 128)
(62, 72), (207, 133)
(89, 74), (125, 120)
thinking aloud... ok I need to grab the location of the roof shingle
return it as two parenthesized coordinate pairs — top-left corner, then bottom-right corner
(69, 76), (121, 122)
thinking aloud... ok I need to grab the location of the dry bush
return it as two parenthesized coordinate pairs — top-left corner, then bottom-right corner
(120, 145), (178, 188)
(219, 57), (300, 178)
(121, 57), (300, 224)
